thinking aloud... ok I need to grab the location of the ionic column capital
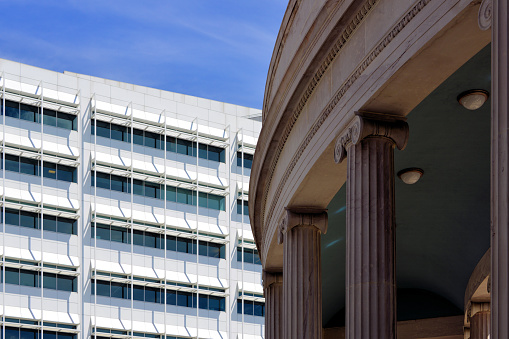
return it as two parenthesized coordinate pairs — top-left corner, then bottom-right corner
(277, 208), (328, 244)
(478, 0), (492, 30)
(334, 112), (409, 163)
(263, 270), (283, 289)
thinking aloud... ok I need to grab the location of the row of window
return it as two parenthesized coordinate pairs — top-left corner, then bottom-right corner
(96, 332), (186, 339)
(0, 267), (77, 292)
(237, 299), (265, 317)
(1, 208), (77, 235)
(236, 152), (253, 169)
(237, 247), (262, 265)
(1, 153), (77, 183)
(237, 199), (249, 215)
(92, 280), (226, 311)
(0, 327), (76, 339)
(1, 100), (78, 131)
(92, 223), (225, 259)
(91, 172), (226, 211)
(92, 120), (226, 162)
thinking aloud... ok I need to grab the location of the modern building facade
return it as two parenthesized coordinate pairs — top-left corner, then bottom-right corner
(250, 0), (508, 338)
(0, 59), (263, 339)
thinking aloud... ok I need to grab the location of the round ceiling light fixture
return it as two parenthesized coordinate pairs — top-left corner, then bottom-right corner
(397, 168), (424, 185)
(457, 89), (489, 110)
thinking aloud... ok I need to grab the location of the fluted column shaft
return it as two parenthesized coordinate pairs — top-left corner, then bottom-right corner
(471, 311), (491, 339)
(346, 137), (396, 339)
(490, 0), (509, 337)
(263, 271), (283, 339)
(278, 209), (327, 339)
(335, 113), (409, 339)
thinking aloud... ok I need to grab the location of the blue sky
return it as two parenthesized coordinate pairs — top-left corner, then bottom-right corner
(0, 0), (287, 109)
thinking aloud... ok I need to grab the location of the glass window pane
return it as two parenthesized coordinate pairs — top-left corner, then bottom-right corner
(57, 218), (74, 235)
(209, 296), (220, 311)
(199, 242), (208, 256)
(187, 239), (196, 254)
(145, 287), (156, 303)
(43, 273), (57, 290)
(144, 182), (160, 199)
(244, 300), (254, 315)
(95, 224), (110, 241)
(5, 209), (19, 226)
(198, 144), (207, 160)
(219, 148), (225, 163)
(110, 175), (124, 192)
(176, 239), (187, 253)
(20, 211), (37, 229)
(20, 157), (38, 176)
(199, 295), (208, 310)
(20, 270), (36, 287)
(56, 112), (74, 130)
(5, 154), (19, 172)
(5, 268), (19, 285)
(244, 249), (254, 264)
(208, 244), (220, 258)
(42, 109), (57, 127)
(145, 233), (156, 248)
(176, 188), (188, 204)
(199, 192), (207, 208)
(19, 329), (36, 339)
(133, 129), (144, 146)
(208, 195), (221, 211)
(237, 153), (242, 167)
(166, 186), (176, 202)
(20, 104), (36, 122)
(110, 282), (124, 299)
(133, 285), (144, 301)
(237, 300), (242, 314)
(176, 139), (188, 155)
(133, 230), (144, 246)
(5, 101), (19, 119)
(96, 280), (110, 296)
(133, 179), (144, 196)
(57, 275), (74, 292)
(166, 137), (176, 153)
(177, 292), (188, 307)
(166, 290), (176, 305)
(57, 165), (75, 183)
(110, 226), (124, 243)
(166, 236), (176, 251)
(237, 248), (242, 262)
(144, 132), (158, 149)
(95, 172), (110, 189)
(43, 162), (57, 180)
(43, 331), (57, 339)
(110, 124), (126, 141)
(95, 121), (110, 138)
(43, 215), (57, 232)
(208, 147), (220, 162)
(254, 302), (264, 316)
(254, 251), (261, 265)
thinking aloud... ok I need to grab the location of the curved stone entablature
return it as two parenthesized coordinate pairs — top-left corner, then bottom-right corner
(250, 0), (491, 270)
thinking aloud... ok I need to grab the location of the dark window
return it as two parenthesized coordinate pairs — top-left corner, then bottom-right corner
(19, 157), (38, 176)
(43, 162), (57, 180)
(43, 109), (57, 127)
(20, 104), (37, 122)
(5, 100), (19, 119)
(237, 152), (254, 169)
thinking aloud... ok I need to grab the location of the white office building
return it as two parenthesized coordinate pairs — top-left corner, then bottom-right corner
(0, 59), (263, 339)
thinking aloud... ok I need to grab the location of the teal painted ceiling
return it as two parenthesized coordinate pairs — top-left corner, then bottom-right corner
(322, 44), (491, 327)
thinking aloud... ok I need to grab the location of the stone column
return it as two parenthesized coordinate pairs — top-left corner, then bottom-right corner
(470, 303), (491, 339)
(335, 113), (409, 339)
(263, 271), (283, 339)
(478, 0), (509, 338)
(278, 208), (328, 339)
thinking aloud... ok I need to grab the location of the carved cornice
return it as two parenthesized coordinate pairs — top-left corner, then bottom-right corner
(277, 208), (328, 244)
(261, 0), (381, 251)
(478, 0), (492, 30)
(262, 0), (432, 259)
(334, 113), (409, 164)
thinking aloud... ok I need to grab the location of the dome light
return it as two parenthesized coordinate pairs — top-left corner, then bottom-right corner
(397, 168), (424, 185)
(457, 89), (489, 110)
